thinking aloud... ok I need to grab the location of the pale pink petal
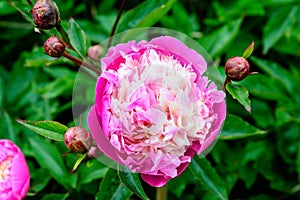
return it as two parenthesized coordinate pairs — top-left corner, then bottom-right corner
(149, 36), (207, 75)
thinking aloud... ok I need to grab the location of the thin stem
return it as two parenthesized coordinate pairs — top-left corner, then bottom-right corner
(63, 52), (101, 75)
(107, 0), (127, 49)
(26, 0), (32, 6)
(56, 23), (70, 47)
(156, 184), (168, 200)
(223, 76), (231, 90)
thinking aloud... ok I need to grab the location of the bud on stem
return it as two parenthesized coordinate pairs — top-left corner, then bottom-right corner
(225, 57), (250, 81)
(44, 36), (65, 58)
(32, 0), (60, 29)
(64, 126), (92, 153)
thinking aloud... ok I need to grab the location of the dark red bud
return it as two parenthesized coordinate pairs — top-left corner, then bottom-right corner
(225, 57), (250, 81)
(44, 36), (65, 58)
(32, 0), (60, 29)
(64, 127), (92, 153)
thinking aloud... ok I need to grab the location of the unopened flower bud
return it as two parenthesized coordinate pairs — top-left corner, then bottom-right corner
(32, 0), (60, 29)
(225, 56), (250, 81)
(87, 45), (104, 62)
(64, 127), (92, 153)
(44, 36), (65, 58)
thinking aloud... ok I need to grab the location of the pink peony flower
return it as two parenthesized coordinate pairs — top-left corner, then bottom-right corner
(0, 139), (30, 200)
(88, 36), (226, 187)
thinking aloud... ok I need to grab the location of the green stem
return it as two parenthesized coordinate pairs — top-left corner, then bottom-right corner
(223, 76), (231, 90)
(56, 23), (70, 46)
(63, 52), (100, 75)
(107, 0), (127, 49)
(156, 184), (168, 200)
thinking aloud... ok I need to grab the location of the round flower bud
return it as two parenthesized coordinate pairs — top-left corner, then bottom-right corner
(32, 0), (60, 29)
(225, 56), (250, 81)
(88, 45), (104, 62)
(64, 127), (92, 153)
(44, 36), (65, 58)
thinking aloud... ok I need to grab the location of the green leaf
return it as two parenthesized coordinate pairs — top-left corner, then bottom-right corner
(160, 2), (199, 35)
(220, 114), (266, 140)
(297, 142), (300, 183)
(250, 57), (293, 94)
(41, 193), (69, 200)
(168, 169), (194, 198)
(251, 99), (275, 129)
(77, 160), (108, 186)
(36, 74), (75, 99)
(240, 74), (287, 101)
(7, 0), (33, 23)
(3, 111), (18, 142)
(96, 168), (132, 200)
(189, 157), (228, 200)
(118, 166), (150, 200)
(117, 0), (176, 33)
(242, 41), (255, 59)
(273, 26), (300, 56)
(276, 105), (300, 126)
(29, 137), (77, 189)
(68, 18), (87, 59)
(199, 18), (243, 58)
(0, 76), (3, 112)
(226, 83), (251, 112)
(17, 120), (67, 141)
(238, 164), (257, 189)
(30, 168), (52, 193)
(262, 5), (298, 54)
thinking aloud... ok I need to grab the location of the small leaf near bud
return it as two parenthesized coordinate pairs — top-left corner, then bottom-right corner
(44, 36), (65, 58)
(242, 41), (255, 59)
(64, 126), (92, 153)
(225, 57), (250, 81)
(32, 0), (60, 30)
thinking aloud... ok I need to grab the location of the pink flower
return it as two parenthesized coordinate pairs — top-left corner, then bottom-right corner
(0, 139), (30, 200)
(88, 36), (226, 187)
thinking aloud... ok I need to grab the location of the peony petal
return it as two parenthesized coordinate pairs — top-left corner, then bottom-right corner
(11, 148), (30, 198)
(141, 173), (168, 187)
(0, 140), (30, 200)
(149, 36), (207, 76)
(199, 101), (226, 153)
(88, 106), (124, 164)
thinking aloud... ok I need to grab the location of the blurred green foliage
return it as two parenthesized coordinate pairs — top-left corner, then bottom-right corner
(1, 0), (300, 199)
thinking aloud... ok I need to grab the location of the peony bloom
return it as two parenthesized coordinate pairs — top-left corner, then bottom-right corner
(88, 36), (226, 187)
(0, 139), (30, 200)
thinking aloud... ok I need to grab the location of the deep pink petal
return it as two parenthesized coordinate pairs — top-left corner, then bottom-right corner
(11, 148), (30, 199)
(0, 140), (30, 200)
(88, 106), (124, 164)
(141, 173), (168, 187)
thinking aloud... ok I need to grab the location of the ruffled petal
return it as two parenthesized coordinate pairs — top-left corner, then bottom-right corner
(88, 106), (125, 164)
